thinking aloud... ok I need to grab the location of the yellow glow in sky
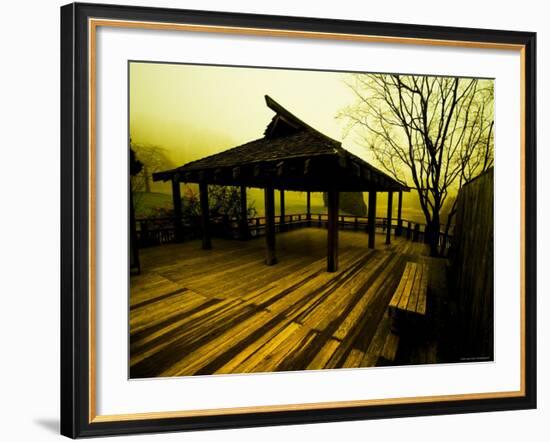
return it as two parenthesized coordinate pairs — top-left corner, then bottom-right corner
(129, 62), (492, 223)
(129, 62), (361, 166)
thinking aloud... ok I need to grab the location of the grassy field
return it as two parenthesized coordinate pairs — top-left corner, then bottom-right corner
(133, 192), (173, 218)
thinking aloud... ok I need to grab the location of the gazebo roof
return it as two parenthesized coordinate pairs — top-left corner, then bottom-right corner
(153, 95), (408, 192)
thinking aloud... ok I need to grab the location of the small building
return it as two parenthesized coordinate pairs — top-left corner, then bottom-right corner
(153, 95), (408, 272)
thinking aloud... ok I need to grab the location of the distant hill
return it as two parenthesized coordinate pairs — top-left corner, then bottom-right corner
(133, 191), (173, 218)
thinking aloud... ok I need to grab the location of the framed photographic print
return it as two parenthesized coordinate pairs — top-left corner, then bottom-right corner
(60, 2), (537, 438)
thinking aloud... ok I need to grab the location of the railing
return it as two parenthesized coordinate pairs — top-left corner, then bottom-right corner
(135, 212), (453, 256)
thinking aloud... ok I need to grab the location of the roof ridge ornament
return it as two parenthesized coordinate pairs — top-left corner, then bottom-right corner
(263, 95), (340, 146)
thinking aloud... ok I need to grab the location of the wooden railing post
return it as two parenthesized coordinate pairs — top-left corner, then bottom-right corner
(171, 176), (183, 243)
(239, 185), (249, 240)
(264, 186), (277, 265)
(396, 191), (403, 237)
(279, 189), (286, 232)
(386, 191), (393, 245)
(199, 182), (211, 250)
(306, 191), (311, 226)
(327, 190), (339, 272)
(368, 190), (377, 249)
(406, 221), (412, 239)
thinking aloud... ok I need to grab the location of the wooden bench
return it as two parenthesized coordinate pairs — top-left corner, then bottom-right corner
(388, 262), (429, 333)
(378, 332), (400, 365)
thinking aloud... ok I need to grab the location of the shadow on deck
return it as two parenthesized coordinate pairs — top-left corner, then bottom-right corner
(130, 228), (444, 378)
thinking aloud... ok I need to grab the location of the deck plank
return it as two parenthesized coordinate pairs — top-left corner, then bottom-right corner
(130, 228), (430, 377)
(407, 263), (424, 312)
(389, 262), (412, 309)
(397, 263), (418, 310)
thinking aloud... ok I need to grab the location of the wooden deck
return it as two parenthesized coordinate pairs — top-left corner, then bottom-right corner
(130, 228), (430, 378)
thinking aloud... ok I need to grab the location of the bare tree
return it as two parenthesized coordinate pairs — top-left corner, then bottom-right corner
(130, 141), (174, 193)
(129, 140), (174, 216)
(339, 74), (494, 256)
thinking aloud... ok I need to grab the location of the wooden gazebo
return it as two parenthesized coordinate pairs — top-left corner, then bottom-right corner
(153, 95), (408, 272)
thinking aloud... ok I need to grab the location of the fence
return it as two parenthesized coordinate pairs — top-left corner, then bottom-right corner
(135, 212), (453, 255)
(450, 168), (494, 358)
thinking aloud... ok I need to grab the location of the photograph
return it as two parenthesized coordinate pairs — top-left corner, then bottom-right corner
(0, 0), (542, 439)
(128, 62), (495, 378)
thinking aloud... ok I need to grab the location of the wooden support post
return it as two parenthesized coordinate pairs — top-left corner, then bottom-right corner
(327, 190), (339, 272)
(386, 191), (393, 245)
(368, 190), (377, 249)
(140, 220), (149, 246)
(396, 191), (403, 237)
(306, 191), (311, 226)
(222, 214), (230, 237)
(413, 223), (420, 242)
(199, 182), (211, 250)
(171, 177), (183, 243)
(407, 221), (412, 239)
(239, 185), (248, 240)
(129, 185), (140, 274)
(264, 186), (277, 265)
(279, 189), (285, 232)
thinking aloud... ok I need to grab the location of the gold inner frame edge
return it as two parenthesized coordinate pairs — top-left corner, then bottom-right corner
(87, 17), (527, 423)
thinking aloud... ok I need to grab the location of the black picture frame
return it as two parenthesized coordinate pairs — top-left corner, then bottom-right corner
(60, 2), (537, 438)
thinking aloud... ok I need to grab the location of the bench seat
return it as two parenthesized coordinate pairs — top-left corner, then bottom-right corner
(389, 262), (429, 332)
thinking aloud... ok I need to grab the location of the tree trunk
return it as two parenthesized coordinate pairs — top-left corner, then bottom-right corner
(426, 216), (441, 257)
(143, 164), (151, 193)
(440, 199), (458, 256)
